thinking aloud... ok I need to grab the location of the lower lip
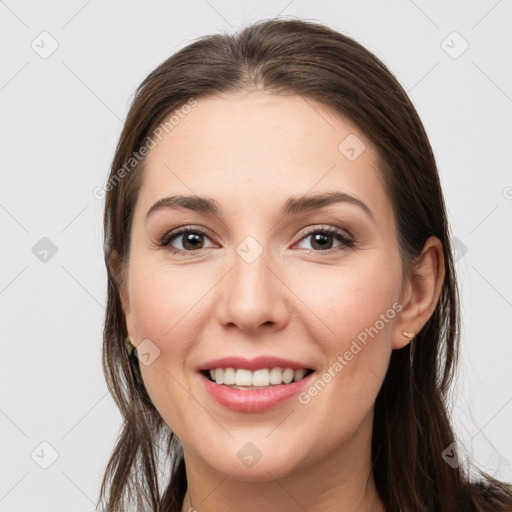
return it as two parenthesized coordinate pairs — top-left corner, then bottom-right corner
(199, 372), (314, 413)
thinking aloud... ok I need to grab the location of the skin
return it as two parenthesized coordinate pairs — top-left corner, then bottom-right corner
(117, 91), (445, 512)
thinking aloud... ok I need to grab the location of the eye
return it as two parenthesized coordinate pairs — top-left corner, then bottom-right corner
(294, 225), (355, 252)
(158, 224), (355, 256)
(158, 226), (216, 255)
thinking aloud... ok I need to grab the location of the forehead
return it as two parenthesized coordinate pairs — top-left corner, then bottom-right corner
(135, 92), (391, 222)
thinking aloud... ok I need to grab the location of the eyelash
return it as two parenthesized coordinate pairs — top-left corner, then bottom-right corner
(157, 224), (355, 256)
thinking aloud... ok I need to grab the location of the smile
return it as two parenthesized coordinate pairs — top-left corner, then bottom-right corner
(198, 368), (315, 413)
(203, 367), (314, 387)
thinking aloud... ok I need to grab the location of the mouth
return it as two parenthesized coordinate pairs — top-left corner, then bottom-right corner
(197, 365), (316, 413)
(199, 367), (315, 389)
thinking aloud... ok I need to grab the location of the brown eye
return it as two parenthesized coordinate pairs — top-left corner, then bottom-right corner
(159, 227), (215, 255)
(295, 226), (354, 252)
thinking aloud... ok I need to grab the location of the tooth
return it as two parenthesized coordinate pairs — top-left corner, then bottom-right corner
(269, 367), (283, 385)
(212, 367), (308, 386)
(235, 368), (253, 386)
(294, 369), (306, 382)
(282, 368), (294, 384)
(252, 369), (270, 387)
(215, 368), (225, 385)
(223, 367), (236, 385)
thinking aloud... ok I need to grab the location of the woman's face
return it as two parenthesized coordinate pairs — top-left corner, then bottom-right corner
(121, 91), (408, 480)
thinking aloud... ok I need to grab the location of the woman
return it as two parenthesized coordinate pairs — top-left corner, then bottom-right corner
(97, 18), (512, 511)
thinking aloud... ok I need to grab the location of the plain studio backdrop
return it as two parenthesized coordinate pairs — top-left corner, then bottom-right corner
(1, 1), (511, 510)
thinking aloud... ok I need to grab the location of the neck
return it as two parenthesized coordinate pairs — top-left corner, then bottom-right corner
(180, 410), (385, 512)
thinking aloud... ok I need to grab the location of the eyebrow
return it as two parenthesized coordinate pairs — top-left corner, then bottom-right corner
(145, 191), (374, 222)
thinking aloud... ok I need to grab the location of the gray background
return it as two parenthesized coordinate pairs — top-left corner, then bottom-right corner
(1, 1), (511, 510)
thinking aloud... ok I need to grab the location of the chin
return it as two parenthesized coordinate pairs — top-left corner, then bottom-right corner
(186, 435), (308, 481)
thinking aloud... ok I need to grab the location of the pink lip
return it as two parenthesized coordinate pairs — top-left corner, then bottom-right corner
(197, 355), (313, 372)
(198, 371), (315, 413)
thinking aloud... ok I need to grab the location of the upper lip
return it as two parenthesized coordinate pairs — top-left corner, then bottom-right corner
(197, 356), (314, 372)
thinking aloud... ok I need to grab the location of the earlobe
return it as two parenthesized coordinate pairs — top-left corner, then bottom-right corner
(392, 236), (445, 349)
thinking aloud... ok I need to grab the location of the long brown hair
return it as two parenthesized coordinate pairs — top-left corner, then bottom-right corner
(98, 17), (512, 511)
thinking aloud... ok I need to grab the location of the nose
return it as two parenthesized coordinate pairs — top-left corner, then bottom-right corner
(214, 243), (290, 334)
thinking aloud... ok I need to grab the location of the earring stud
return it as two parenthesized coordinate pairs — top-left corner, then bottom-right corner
(125, 335), (135, 351)
(402, 331), (414, 338)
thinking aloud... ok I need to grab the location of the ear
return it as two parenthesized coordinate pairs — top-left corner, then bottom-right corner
(109, 250), (138, 345)
(393, 236), (445, 349)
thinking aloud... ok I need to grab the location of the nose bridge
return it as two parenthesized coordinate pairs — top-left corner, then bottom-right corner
(216, 233), (288, 331)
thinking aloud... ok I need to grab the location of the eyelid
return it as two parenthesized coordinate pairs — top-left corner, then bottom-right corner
(159, 224), (216, 246)
(295, 224), (353, 241)
(292, 225), (355, 251)
(159, 223), (352, 241)
(158, 223), (355, 254)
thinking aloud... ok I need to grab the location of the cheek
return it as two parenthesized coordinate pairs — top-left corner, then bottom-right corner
(291, 268), (397, 433)
(128, 264), (204, 434)
(129, 260), (205, 344)
(127, 263), (203, 407)
(293, 256), (400, 409)
(296, 256), (400, 346)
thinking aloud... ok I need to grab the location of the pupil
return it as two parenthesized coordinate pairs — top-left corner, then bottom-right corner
(312, 233), (332, 250)
(183, 233), (203, 250)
